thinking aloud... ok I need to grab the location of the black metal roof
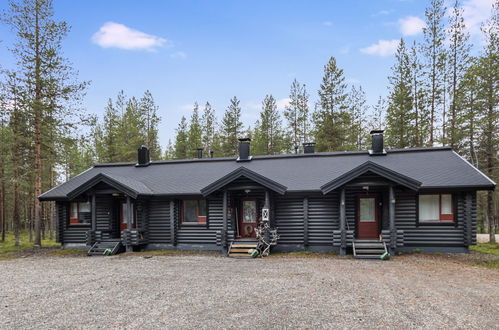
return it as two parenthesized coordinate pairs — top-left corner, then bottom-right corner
(39, 147), (496, 201)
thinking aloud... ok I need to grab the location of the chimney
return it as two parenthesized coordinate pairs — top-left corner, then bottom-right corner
(196, 148), (203, 159)
(237, 138), (252, 162)
(137, 145), (150, 166)
(369, 130), (386, 156)
(303, 142), (316, 154)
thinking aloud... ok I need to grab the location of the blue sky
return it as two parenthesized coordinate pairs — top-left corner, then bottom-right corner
(0, 0), (493, 148)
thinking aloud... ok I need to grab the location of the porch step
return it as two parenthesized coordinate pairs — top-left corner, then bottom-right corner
(353, 239), (387, 260)
(228, 239), (258, 258)
(88, 240), (123, 256)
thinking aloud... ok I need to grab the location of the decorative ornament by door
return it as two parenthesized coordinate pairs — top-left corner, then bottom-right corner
(244, 224), (254, 237)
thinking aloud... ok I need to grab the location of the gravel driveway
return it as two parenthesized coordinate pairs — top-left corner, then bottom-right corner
(0, 253), (497, 329)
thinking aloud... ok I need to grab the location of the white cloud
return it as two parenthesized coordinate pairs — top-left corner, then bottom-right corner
(276, 98), (291, 110)
(373, 9), (394, 17)
(92, 22), (168, 51)
(360, 39), (399, 56)
(180, 103), (194, 111)
(461, 0), (495, 35)
(170, 51), (187, 59)
(399, 16), (426, 36)
(323, 21), (333, 26)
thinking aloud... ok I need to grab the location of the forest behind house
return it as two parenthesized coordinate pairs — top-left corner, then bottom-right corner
(0, 0), (497, 247)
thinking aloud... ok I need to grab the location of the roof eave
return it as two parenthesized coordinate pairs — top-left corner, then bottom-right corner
(201, 166), (287, 197)
(320, 161), (422, 194)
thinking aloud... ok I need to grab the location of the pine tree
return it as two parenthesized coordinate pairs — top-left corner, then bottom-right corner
(140, 90), (161, 159)
(187, 102), (202, 158)
(253, 94), (285, 155)
(284, 79), (310, 153)
(475, 1), (498, 243)
(314, 56), (351, 151)
(174, 116), (189, 159)
(3, 0), (88, 247)
(346, 85), (369, 149)
(220, 96), (243, 156)
(201, 102), (216, 154)
(369, 96), (386, 133)
(410, 41), (430, 147)
(385, 39), (414, 149)
(422, 0), (447, 146)
(164, 139), (175, 159)
(446, 0), (471, 151)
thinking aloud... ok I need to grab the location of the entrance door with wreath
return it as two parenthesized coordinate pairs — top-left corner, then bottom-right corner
(239, 198), (258, 238)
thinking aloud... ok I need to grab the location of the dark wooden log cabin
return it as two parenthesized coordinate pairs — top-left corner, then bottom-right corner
(39, 131), (495, 257)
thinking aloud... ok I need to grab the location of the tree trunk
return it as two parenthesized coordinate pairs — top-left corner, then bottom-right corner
(487, 191), (496, 243)
(33, 3), (43, 248)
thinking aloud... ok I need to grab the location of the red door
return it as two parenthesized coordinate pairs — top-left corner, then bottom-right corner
(120, 201), (135, 231)
(239, 199), (258, 238)
(357, 195), (379, 239)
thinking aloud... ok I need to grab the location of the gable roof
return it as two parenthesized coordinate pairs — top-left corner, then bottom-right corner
(39, 147), (496, 201)
(320, 161), (422, 194)
(200, 166), (287, 196)
(66, 173), (153, 200)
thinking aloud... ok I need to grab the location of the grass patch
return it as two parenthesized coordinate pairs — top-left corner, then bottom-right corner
(0, 231), (60, 260)
(49, 249), (85, 257)
(470, 243), (499, 256)
(472, 259), (499, 269)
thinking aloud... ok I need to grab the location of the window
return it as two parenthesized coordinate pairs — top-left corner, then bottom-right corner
(69, 201), (91, 225)
(418, 194), (454, 222)
(182, 199), (206, 224)
(359, 198), (376, 222)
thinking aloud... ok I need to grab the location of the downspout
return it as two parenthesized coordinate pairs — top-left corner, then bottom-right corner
(340, 188), (346, 256)
(389, 185), (396, 254)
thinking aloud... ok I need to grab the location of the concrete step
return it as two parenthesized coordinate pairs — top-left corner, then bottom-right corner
(355, 249), (386, 254)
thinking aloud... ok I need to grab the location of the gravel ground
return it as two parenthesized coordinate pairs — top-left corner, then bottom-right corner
(0, 253), (498, 329)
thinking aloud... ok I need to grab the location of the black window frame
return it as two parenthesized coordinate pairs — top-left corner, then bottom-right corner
(180, 199), (208, 227)
(68, 201), (92, 226)
(416, 193), (457, 227)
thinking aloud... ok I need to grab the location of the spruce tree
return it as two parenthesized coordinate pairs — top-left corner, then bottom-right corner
(385, 39), (414, 149)
(314, 56), (351, 151)
(253, 94), (285, 155)
(174, 116), (189, 159)
(220, 96), (243, 156)
(201, 102), (216, 154)
(187, 102), (202, 158)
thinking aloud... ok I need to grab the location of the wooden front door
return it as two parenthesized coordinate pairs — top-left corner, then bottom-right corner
(119, 201), (135, 231)
(239, 199), (258, 238)
(357, 195), (379, 239)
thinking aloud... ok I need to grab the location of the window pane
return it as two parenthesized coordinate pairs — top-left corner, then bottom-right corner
(419, 195), (439, 221)
(359, 198), (375, 222)
(441, 194), (452, 214)
(70, 203), (78, 219)
(243, 201), (256, 223)
(184, 200), (198, 222)
(122, 203), (127, 224)
(198, 200), (206, 216)
(79, 202), (90, 213)
(78, 202), (91, 224)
